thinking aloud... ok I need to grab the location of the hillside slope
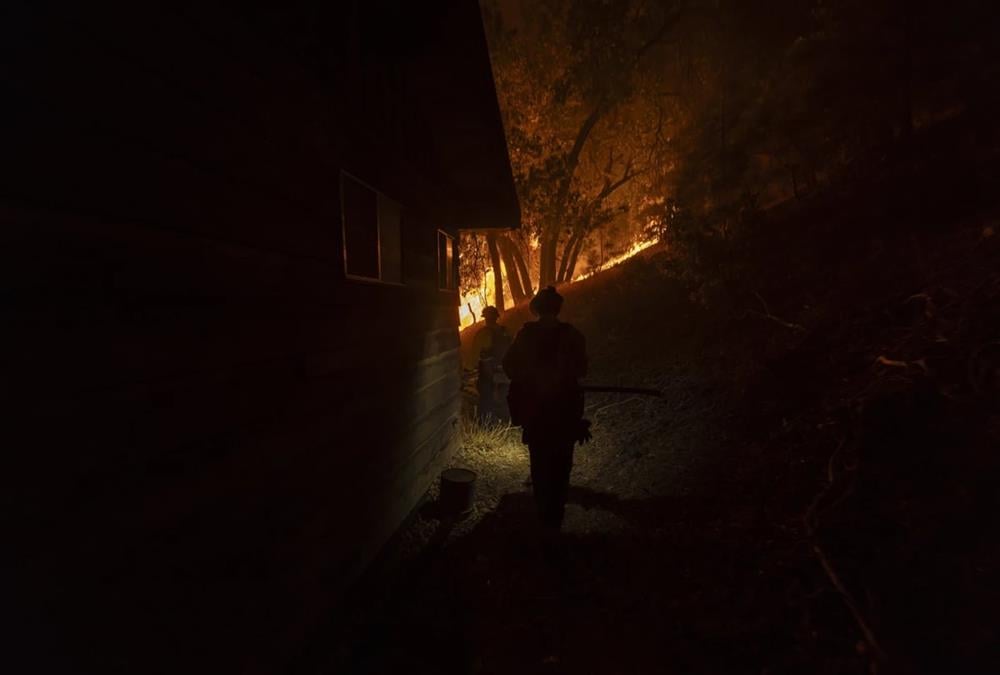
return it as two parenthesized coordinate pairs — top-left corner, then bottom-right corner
(326, 132), (1000, 674)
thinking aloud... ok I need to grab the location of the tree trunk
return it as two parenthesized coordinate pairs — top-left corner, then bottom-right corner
(557, 232), (582, 283)
(538, 231), (558, 288)
(565, 234), (587, 281)
(486, 233), (504, 312)
(509, 238), (534, 296)
(539, 102), (606, 288)
(496, 236), (526, 303)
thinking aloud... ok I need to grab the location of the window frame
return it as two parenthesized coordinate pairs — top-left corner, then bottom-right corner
(339, 170), (404, 286)
(437, 229), (457, 292)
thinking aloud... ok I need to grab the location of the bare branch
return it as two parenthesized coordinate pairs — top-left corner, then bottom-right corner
(604, 147), (615, 177)
(747, 292), (807, 332)
(636, 4), (685, 61)
(593, 158), (647, 205)
(566, 102), (605, 177)
(804, 439), (890, 668)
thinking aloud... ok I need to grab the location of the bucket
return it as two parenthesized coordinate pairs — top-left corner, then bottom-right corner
(440, 468), (477, 515)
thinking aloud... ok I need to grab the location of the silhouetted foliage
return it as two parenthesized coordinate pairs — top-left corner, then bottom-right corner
(482, 0), (999, 296)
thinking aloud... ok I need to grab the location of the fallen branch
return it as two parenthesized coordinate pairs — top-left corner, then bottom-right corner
(874, 355), (929, 373)
(589, 396), (640, 417)
(809, 541), (889, 667)
(874, 355), (908, 369)
(748, 292), (806, 333)
(804, 439), (890, 669)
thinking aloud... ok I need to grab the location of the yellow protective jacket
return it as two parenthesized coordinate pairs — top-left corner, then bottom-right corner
(465, 323), (511, 370)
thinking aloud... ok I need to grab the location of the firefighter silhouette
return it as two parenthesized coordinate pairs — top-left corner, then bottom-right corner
(472, 306), (511, 422)
(503, 286), (590, 534)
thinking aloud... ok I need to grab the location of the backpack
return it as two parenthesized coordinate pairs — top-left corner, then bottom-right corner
(506, 323), (576, 427)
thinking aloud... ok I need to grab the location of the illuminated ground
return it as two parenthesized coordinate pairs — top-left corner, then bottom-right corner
(321, 254), (843, 675)
(322, 207), (999, 674)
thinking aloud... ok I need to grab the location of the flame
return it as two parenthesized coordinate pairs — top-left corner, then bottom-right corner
(459, 267), (497, 329)
(458, 235), (659, 328)
(572, 236), (658, 282)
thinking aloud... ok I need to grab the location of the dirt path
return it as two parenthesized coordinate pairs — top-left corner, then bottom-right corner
(327, 266), (853, 675)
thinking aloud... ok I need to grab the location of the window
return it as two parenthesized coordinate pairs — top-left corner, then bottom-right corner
(377, 194), (402, 284)
(340, 172), (402, 283)
(438, 230), (456, 291)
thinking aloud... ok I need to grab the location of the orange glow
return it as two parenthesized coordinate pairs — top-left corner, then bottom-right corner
(459, 234), (658, 328)
(459, 267), (497, 329)
(572, 236), (658, 282)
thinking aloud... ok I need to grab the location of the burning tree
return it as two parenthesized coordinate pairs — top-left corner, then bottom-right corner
(476, 0), (991, 304)
(480, 0), (683, 291)
(459, 233), (493, 322)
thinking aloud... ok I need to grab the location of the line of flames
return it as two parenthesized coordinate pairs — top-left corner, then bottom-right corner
(570, 236), (659, 282)
(458, 236), (659, 329)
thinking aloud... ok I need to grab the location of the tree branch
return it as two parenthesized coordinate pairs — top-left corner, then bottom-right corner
(565, 102), (605, 181)
(746, 292), (806, 332)
(804, 440), (890, 668)
(636, 4), (686, 62)
(594, 158), (646, 204)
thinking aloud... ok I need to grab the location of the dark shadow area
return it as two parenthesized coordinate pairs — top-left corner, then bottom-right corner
(4, 1), (999, 673)
(335, 484), (849, 675)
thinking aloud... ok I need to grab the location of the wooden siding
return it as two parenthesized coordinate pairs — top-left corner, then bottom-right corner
(0, 2), (510, 672)
(5, 203), (462, 672)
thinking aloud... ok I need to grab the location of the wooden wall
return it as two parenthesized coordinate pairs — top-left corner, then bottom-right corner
(1, 2), (507, 672)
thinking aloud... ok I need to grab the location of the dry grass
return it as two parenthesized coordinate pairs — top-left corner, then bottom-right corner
(391, 416), (531, 560)
(457, 414), (518, 453)
(449, 415), (531, 534)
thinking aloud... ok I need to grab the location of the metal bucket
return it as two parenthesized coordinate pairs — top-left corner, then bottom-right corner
(440, 468), (477, 515)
